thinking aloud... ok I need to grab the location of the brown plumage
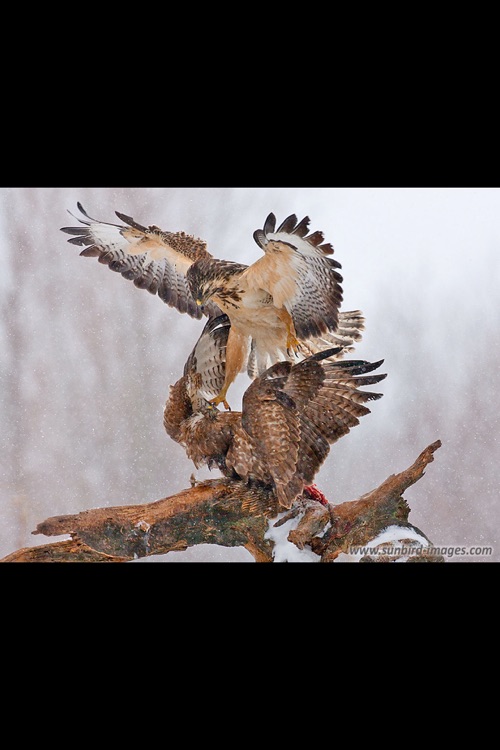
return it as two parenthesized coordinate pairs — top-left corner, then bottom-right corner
(163, 315), (240, 472)
(163, 315), (387, 509)
(62, 204), (358, 409)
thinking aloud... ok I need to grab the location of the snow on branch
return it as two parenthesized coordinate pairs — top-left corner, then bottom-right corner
(0, 440), (443, 563)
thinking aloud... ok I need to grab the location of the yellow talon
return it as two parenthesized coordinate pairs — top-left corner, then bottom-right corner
(286, 332), (302, 358)
(209, 392), (232, 411)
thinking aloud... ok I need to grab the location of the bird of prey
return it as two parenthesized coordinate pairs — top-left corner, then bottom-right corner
(61, 203), (360, 410)
(163, 314), (386, 509)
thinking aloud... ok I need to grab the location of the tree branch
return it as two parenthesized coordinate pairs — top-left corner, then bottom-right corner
(310, 440), (443, 561)
(0, 441), (443, 563)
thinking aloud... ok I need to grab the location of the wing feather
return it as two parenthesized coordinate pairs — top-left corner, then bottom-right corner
(251, 213), (344, 339)
(263, 212), (276, 235)
(236, 383), (302, 508)
(276, 213), (298, 234)
(183, 314), (231, 403)
(61, 203), (220, 319)
(281, 354), (387, 483)
(163, 313), (239, 473)
(166, 328), (386, 510)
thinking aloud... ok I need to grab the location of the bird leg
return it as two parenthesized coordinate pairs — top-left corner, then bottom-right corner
(278, 308), (302, 357)
(209, 387), (231, 412)
(208, 327), (250, 412)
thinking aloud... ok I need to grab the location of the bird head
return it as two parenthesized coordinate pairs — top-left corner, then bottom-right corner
(187, 258), (220, 307)
(187, 257), (240, 308)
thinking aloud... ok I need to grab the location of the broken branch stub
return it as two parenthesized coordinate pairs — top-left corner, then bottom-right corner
(0, 441), (442, 563)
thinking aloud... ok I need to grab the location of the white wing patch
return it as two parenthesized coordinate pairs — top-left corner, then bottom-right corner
(265, 233), (328, 258)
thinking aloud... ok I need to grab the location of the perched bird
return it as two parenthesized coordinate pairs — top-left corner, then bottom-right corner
(61, 203), (362, 409)
(163, 314), (387, 509)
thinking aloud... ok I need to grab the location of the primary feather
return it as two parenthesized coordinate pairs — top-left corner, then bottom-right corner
(163, 316), (386, 508)
(62, 204), (357, 409)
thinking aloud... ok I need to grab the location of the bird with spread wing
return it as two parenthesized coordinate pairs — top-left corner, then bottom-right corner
(61, 203), (362, 410)
(163, 313), (387, 509)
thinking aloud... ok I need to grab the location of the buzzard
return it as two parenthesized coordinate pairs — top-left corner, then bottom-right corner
(61, 203), (360, 409)
(163, 314), (387, 509)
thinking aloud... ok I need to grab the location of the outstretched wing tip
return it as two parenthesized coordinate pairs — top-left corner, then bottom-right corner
(264, 212), (276, 229)
(256, 211), (336, 259)
(61, 204), (216, 321)
(253, 228), (266, 248)
(114, 210), (148, 233)
(253, 212), (277, 248)
(64, 202), (90, 225)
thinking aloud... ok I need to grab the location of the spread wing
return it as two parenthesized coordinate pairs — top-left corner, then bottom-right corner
(163, 313), (239, 471)
(183, 314), (231, 404)
(232, 350), (386, 508)
(281, 350), (387, 489)
(252, 213), (344, 339)
(61, 202), (221, 319)
(163, 317), (386, 509)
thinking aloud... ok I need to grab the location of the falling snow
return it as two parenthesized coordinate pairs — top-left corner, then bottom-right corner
(1, 187), (499, 562)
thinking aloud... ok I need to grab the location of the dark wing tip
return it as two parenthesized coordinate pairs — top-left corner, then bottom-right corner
(115, 211), (148, 233)
(254, 213), (277, 248)
(253, 228), (267, 248)
(293, 216), (310, 237)
(276, 214), (299, 234)
(66, 236), (92, 246)
(76, 201), (88, 216)
(60, 226), (85, 235)
(310, 347), (344, 362)
(64, 203), (93, 225)
(263, 212), (276, 235)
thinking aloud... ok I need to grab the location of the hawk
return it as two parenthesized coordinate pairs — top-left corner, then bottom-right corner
(61, 203), (360, 409)
(163, 314), (387, 509)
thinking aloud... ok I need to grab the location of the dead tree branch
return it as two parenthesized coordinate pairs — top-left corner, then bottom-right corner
(1, 440), (443, 563)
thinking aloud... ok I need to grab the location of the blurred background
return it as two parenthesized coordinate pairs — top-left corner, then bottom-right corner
(1, 187), (498, 562)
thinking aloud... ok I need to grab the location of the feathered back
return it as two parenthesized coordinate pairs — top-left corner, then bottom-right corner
(227, 349), (387, 508)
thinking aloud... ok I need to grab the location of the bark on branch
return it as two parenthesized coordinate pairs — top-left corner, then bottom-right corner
(1, 440), (443, 563)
